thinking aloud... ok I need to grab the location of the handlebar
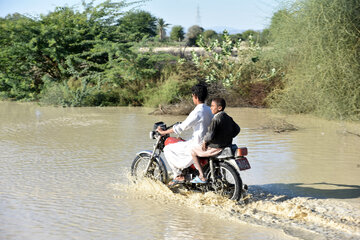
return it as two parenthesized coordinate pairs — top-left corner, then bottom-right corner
(150, 122), (181, 139)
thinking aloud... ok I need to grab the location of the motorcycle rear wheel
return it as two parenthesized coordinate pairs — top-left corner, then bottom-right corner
(131, 152), (167, 184)
(205, 162), (242, 201)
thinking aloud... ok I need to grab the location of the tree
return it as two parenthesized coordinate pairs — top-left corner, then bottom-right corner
(185, 25), (204, 46)
(170, 25), (185, 42)
(242, 30), (260, 42)
(0, 1), (140, 103)
(230, 33), (243, 43)
(0, 1), (179, 107)
(258, 29), (270, 46)
(118, 10), (157, 42)
(268, 0), (360, 120)
(202, 29), (218, 42)
(157, 18), (170, 41)
(0, 13), (41, 99)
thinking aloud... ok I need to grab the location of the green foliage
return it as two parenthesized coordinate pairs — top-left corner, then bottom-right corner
(170, 25), (185, 42)
(0, 14), (43, 100)
(185, 25), (204, 46)
(40, 79), (93, 107)
(229, 33), (243, 43)
(143, 75), (196, 107)
(105, 51), (177, 105)
(192, 30), (258, 87)
(188, 30), (283, 106)
(156, 18), (170, 41)
(241, 30), (259, 41)
(258, 29), (270, 46)
(268, 0), (360, 120)
(202, 30), (218, 42)
(118, 10), (157, 42)
(142, 63), (200, 107)
(0, 1), (173, 106)
(2, 0), (358, 120)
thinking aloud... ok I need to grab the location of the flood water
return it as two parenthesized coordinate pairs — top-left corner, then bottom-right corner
(1, 101), (359, 240)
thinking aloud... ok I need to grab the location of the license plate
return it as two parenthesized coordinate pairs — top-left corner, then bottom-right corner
(236, 158), (251, 171)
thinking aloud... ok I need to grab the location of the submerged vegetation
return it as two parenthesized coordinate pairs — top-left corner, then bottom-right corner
(0, 0), (359, 120)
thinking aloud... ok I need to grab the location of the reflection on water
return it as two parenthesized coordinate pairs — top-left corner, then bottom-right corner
(0, 102), (359, 240)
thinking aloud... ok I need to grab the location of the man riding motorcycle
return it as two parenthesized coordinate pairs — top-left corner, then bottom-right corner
(157, 84), (213, 186)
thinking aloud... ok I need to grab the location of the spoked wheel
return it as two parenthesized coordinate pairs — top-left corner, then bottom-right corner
(205, 162), (242, 201)
(131, 152), (167, 184)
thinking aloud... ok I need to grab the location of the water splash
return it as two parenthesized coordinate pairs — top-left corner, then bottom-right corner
(110, 177), (360, 240)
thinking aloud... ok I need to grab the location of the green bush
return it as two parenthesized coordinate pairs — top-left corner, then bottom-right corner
(268, 0), (360, 120)
(40, 81), (75, 107)
(143, 74), (196, 107)
(188, 30), (283, 107)
(40, 78), (95, 107)
(142, 63), (200, 107)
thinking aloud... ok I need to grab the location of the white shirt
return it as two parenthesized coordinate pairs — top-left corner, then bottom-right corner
(172, 103), (213, 146)
(165, 103), (213, 177)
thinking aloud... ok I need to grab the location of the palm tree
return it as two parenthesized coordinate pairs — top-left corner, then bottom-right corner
(157, 18), (170, 41)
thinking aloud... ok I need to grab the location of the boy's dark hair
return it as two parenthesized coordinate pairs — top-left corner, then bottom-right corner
(212, 97), (226, 111)
(191, 84), (208, 102)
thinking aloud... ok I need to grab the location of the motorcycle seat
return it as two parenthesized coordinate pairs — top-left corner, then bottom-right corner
(215, 144), (238, 159)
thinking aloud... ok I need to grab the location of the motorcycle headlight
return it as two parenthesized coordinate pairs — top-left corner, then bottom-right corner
(149, 131), (155, 139)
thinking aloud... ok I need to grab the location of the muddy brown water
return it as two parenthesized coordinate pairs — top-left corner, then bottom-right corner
(1, 102), (359, 239)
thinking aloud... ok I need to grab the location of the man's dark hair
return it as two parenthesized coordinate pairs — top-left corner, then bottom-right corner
(212, 97), (226, 111)
(191, 84), (208, 102)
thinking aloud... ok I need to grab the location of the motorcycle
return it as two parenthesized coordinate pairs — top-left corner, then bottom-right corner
(131, 122), (251, 201)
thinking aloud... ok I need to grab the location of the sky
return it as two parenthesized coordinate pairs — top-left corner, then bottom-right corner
(0, 0), (283, 32)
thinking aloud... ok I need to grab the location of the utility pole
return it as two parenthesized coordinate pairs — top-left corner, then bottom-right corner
(196, 3), (202, 26)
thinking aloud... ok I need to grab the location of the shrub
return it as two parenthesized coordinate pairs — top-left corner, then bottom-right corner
(185, 25), (204, 46)
(268, 0), (360, 120)
(142, 63), (200, 107)
(187, 30), (284, 107)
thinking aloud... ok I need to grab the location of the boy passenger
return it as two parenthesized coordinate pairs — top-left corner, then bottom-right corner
(190, 98), (240, 183)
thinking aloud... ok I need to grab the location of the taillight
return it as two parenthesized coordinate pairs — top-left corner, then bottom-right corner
(235, 147), (248, 157)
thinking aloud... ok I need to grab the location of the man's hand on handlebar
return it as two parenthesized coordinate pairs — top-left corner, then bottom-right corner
(156, 122), (181, 136)
(156, 126), (165, 135)
(156, 126), (174, 136)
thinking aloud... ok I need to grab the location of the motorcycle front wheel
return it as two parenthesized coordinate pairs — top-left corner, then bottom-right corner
(205, 162), (242, 201)
(131, 152), (167, 184)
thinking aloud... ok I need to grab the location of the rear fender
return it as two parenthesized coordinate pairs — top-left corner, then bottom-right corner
(225, 158), (241, 173)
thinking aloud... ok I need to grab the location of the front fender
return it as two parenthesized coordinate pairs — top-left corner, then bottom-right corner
(135, 150), (168, 177)
(136, 150), (154, 156)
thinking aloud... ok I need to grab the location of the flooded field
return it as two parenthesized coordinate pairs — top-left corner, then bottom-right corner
(0, 102), (359, 239)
